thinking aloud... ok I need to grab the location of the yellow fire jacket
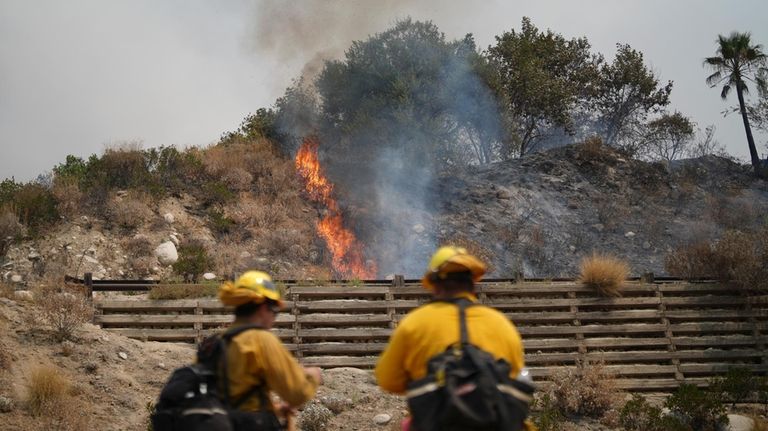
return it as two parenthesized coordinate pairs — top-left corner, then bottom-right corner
(375, 293), (537, 430)
(224, 327), (318, 411)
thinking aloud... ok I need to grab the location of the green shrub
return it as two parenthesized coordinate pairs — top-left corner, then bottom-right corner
(0, 181), (59, 237)
(710, 366), (762, 407)
(532, 393), (566, 431)
(207, 209), (236, 236)
(201, 181), (235, 206)
(172, 242), (212, 283)
(619, 394), (687, 431)
(665, 384), (727, 431)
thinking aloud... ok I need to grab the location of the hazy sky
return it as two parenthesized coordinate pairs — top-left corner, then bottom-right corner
(2, 0), (767, 181)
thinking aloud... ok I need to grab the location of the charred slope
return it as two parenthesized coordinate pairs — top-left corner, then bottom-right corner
(433, 143), (768, 277)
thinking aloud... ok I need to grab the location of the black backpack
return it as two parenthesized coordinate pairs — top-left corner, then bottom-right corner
(151, 324), (283, 431)
(405, 299), (535, 431)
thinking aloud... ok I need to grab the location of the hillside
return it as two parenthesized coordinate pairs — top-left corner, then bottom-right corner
(2, 138), (767, 286)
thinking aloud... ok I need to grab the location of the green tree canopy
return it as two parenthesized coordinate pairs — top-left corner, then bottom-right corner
(593, 44), (673, 150)
(487, 17), (600, 157)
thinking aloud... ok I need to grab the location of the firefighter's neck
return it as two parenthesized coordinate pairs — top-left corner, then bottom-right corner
(234, 305), (275, 329)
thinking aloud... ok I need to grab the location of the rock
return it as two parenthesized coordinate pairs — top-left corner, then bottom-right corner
(151, 266), (161, 274)
(13, 290), (33, 301)
(412, 224), (425, 234)
(239, 251), (251, 259)
(157, 362), (167, 370)
(568, 245), (576, 252)
(87, 247), (96, 255)
(624, 231), (636, 238)
(27, 251), (41, 260)
(726, 414), (754, 431)
(116, 190), (128, 197)
(168, 235), (180, 246)
(163, 213), (175, 224)
(203, 273), (217, 281)
(642, 241), (651, 250)
(154, 241), (178, 266)
(592, 223), (605, 233)
(10, 274), (22, 283)
(0, 395), (14, 413)
(373, 413), (392, 425)
(81, 215), (90, 224)
(83, 255), (99, 264)
(117, 351), (128, 360)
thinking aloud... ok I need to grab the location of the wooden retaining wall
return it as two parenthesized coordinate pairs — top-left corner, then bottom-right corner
(94, 280), (768, 391)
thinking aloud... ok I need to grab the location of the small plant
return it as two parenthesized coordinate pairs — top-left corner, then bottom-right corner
(532, 393), (566, 431)
(578, 253), (628, 297)
(35, 285), (93, 342)
(146, 401), (156, 431)
(106, 194), (153, 231)
(709, 366), (759, 407)
(297, 400), (334, 431)
(665, 383), (727, 431)
(172, 241), (213, 283)
(546, 360), (621, 419)
(664, 241), (714, 280)
(619, 394), (687, 431)
(0, 207), (24, 258)
(207, 209), (236, 236)
(25, 364), (71, 416)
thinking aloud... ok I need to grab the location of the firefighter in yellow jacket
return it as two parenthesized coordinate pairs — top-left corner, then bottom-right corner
(218, 271), (321, 426)
(375, 246), (536, 431)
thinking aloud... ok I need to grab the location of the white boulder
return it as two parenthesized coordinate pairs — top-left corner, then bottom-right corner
(154, 241), (178, 266)
(373, 413), (392, 425)
(10, 274), (23, 283)
(163, 213), (175, 224)
(203, 273), (217, 281)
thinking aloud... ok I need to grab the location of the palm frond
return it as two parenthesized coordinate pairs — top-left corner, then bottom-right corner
(721, 84), (731, 99)
(706, 71), (723, 86)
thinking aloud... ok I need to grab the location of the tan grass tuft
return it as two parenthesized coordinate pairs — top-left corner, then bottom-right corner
(547, 360), (621, 419)
(25, 365), (71, 416)
(579, 253), (629, 297)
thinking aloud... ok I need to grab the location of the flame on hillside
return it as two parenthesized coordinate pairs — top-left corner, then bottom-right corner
(295, 137), (377, 279)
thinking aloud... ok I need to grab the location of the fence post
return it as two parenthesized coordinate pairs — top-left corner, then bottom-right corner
(641, 272), (655, 284)
(292, 291), (302, 361)
(84, 272), (93, 300)
(388, 275), (404, 328)
(194, 302), (203, 345)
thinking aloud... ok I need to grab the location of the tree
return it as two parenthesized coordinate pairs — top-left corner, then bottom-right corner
(639, 112), (695, 162)
(487, 17), (600, 157)
(315, 19), (499, 167)
(593, 44), (673, 150)
(705, 32), (768, 177)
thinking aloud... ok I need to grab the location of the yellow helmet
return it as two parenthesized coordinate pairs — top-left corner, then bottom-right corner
(219, 270), (283, 308)
(422, 245), (487, 291)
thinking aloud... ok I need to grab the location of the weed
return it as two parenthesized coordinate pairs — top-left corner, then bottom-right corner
(532, 393), (566, 431)
(123, 234), (154, 257)
(619, 394), (687, 431)
(664, 241), (714, 280)
(578, 253), (628, 297)
(0, 208), (24, 258)
(297, 401), (333, 431)
(664, 384), (727, 431)
(546, 360), (621, 419)
(172, 241), (213, 283)
(35, 285), (92, 342)
(709, 366), (760, 407)
(25, 364), (71, 416)
(107, 194), (153, 231)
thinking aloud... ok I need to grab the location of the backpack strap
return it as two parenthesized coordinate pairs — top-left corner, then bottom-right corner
(218, 324), (271, 410)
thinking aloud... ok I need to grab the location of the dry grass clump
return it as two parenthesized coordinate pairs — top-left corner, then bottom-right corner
(122, 234), (154, 256)
(148, 284), (218, 300)
(51, 178), (83, 219)
(25, 365), (71, 416)
(298, 400), (334, 431)
(664, 241), (714, 280)
(25, 364), (90, 430)
(665, 229), (768, 289)
(0, 207), (24, 258)
(546, 360), (621, 420)
(34, 285), (93, 341)
(106, 194), (153, 231)
(578, 253), (629, 297)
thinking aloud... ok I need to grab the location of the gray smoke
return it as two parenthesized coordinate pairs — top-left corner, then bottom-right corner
(250, 5), (502, 278)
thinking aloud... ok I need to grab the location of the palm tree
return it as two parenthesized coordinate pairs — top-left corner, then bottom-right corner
(705, 32), (767, 177)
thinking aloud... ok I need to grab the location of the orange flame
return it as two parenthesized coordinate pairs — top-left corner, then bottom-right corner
(295, 137), (377, 279)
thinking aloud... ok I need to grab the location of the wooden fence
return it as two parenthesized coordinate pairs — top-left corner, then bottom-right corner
(93, 279), (768, 391)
